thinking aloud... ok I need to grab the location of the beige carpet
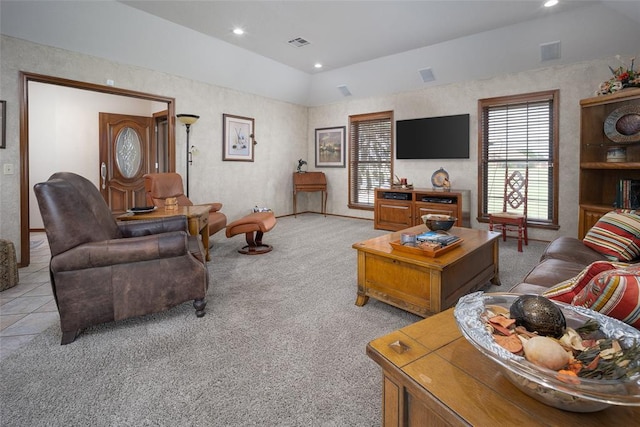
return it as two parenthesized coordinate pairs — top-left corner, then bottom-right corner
(0, 214), (546, 426)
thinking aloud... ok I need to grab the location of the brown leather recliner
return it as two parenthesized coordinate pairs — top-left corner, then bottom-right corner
(34, 172), (209, 345)
(144, 173), (227, 237)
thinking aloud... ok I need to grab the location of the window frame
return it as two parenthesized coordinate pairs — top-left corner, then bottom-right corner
(477, 90), (559, 229)
(348, 110), (394, 210)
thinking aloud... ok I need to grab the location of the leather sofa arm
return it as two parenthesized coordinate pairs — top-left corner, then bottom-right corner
(51, 231), (190, 272)
(118, 216), (188, 237)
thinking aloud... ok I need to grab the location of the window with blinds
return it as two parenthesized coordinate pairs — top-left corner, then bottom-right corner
(348, 111), (393, 209)
(478, 90), (559, 226)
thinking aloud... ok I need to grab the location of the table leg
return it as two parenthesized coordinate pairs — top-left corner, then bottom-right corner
(491, 239), (500, 285)
(355, 294), (369, 306)
(201, 227), (210, 261)
(355, 250), (369, 306)
(323, 190), (327, 217)
(188, 216), (210, 261)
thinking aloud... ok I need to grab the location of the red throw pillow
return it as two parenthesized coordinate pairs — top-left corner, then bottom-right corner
(572, 265), (640, 329)
(543, 261), (626, 304)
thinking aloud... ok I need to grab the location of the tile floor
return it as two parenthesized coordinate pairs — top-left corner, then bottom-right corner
(0, 233), (58, 361)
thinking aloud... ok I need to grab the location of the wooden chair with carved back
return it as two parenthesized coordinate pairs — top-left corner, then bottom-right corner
(489, 167), (528, 252)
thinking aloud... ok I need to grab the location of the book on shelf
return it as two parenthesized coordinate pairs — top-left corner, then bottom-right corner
(615, 179), (640, 209)
(416, 231), (460, 246)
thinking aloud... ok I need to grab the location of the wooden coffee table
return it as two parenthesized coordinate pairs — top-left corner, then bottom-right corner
(367, 308), (640, 426)
(118, 205), (211, 261)
(353, 226), (500, 316)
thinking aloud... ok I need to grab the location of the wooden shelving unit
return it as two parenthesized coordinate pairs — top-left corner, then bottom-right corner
(578, 88), (640, 238)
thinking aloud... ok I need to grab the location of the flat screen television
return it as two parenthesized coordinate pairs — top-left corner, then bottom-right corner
(396, 114), (470, 159)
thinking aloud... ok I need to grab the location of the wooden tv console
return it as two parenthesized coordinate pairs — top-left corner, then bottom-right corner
(374, 187), (470, 231)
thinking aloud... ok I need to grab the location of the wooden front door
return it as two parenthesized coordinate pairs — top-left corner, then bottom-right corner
(99, 113), (155, 215)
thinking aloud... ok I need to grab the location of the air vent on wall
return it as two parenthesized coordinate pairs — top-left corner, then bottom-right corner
(418, 67), (435, 82)
(337, 85), (352, 97)
(540, 41), (561, 61)
(288, 37), (311, 47)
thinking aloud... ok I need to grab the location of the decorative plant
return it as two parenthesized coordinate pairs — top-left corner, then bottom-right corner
(597, 55), (639, 95)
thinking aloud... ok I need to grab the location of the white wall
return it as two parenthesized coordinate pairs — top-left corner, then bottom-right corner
(0, 34), (621, 263)
(308, 59), (614, 242)
(1, 35), (308, 263)
(28, 82), (166, 228)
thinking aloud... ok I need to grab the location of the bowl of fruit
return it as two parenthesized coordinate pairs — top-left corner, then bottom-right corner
(454, 292), (640, 412)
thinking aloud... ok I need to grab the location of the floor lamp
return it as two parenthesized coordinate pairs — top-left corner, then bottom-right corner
(176, 114), (199, 197)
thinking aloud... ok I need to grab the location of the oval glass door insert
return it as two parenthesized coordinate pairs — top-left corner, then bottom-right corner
(115, 127), (142, 178)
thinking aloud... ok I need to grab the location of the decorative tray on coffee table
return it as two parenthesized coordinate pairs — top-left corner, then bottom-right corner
(389, 238), (462, 257)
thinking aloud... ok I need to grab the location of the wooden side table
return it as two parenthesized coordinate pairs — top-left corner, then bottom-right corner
(293, 172), (327, 217)
(118, 205), (211, 261)
(367, 308), (640, 426)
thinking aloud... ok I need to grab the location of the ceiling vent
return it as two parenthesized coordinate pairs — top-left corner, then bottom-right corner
(540, 41), (561, 61)
(288, 37), (310, 47)
(337, 85), (352, 97)
(418, 67), (435, 82)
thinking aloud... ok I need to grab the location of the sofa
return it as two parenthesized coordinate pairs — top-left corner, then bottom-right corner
(508, 236), (607, 294)
(508, 210), (640, 329)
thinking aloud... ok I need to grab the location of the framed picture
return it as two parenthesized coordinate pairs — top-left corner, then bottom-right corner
(0, 101), (6, 149)
(223, 113), (255, 161)
(315, 126), (345, 167)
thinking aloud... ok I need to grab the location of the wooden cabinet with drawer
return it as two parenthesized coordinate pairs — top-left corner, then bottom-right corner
(374, 188), (470, 231)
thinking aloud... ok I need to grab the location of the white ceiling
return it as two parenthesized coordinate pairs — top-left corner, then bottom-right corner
(2, 1), (640, 106)
(121, 0), (600, 73)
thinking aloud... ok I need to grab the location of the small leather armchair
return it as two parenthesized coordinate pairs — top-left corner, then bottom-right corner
(144, 173), (227, 237)
(34, 172), (209, 344)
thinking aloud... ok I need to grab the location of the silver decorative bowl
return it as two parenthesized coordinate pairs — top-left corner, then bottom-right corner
(422, 214), (456, 231)
(454, 292), (640, 412)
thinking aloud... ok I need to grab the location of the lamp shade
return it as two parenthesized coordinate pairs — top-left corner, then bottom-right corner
(177, 114), (200, 125)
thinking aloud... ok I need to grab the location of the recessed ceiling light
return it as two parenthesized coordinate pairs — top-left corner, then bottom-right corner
(544, 0), (558, 7)
(314, 63), (323, 69)
(233, 28), (244, 35)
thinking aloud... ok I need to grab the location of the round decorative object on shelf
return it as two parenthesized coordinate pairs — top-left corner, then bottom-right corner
(431, 167), (450, 189)
(604, 105), (640, 143)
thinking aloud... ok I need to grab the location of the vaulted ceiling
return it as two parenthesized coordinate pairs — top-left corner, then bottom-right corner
(2, 1), (639, 106)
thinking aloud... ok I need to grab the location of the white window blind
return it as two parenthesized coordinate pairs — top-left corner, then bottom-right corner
(479, 91), (558, 225)
(349, 111), (393, 208)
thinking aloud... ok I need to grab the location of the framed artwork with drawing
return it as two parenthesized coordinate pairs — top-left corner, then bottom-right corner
(223, 114), (255, 161)
(315, 126), (345, 167)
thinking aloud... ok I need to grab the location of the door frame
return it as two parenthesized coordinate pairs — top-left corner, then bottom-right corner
(19, 72), (176, 267)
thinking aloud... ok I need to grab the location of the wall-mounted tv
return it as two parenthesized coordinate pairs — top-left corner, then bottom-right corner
(396, 113), (470, 159)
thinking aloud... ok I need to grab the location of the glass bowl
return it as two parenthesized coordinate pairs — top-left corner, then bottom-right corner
(454, 292), (640, 412)
(422, 214), (456, 231)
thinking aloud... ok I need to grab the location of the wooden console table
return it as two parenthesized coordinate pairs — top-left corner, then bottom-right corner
(293, 172), (327, 217)
(367, 308), (640, 426)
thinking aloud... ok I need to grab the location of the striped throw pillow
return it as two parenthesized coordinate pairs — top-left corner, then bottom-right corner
(572, 265), (640, 329)
(583, 210), (640, 262)
(543, 260), (630, 303)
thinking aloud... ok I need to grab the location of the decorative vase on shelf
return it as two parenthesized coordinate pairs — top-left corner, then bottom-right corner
(606, 147), (627, 163)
